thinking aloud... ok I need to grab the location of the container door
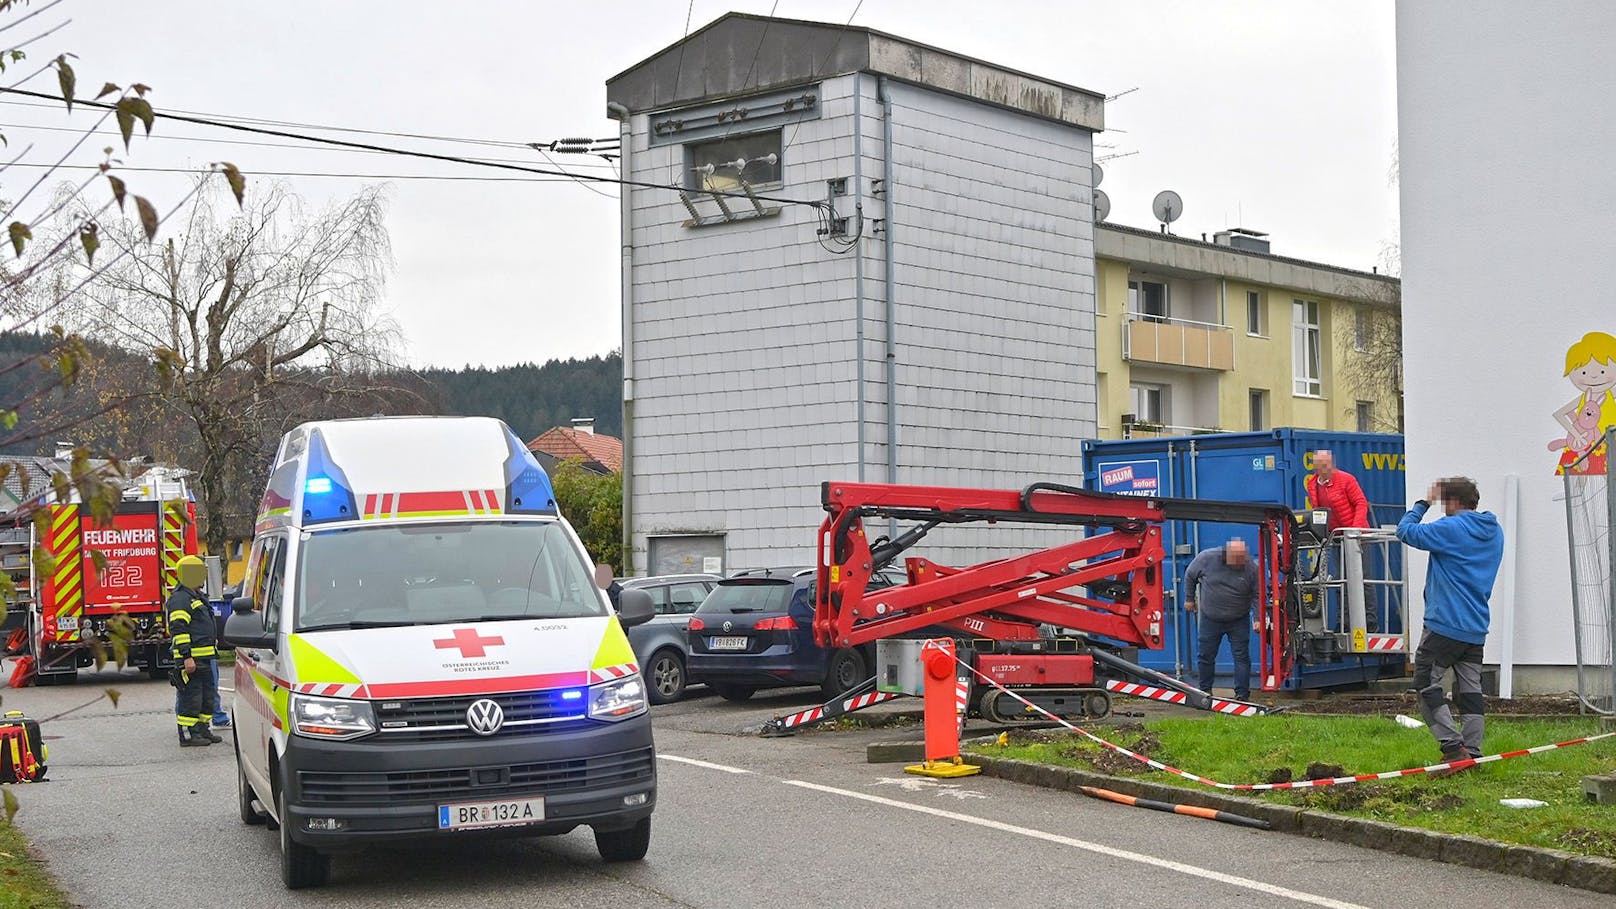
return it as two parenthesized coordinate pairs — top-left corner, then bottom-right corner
(1089, 452), (1181, 675)
(1178, 445), (1291, 692)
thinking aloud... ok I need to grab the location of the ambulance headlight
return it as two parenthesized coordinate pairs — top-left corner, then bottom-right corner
(588, 675), (647, 721)
(291, 694), (376, 740)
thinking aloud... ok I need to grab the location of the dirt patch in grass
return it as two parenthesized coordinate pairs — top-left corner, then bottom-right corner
(1304, 762), (1345, 780)
(1294, 784), (1464, 814)
(1297, 694), (1582, 717)
(1079, 727), (1161, 776)
(1558, 828), (1616, 854)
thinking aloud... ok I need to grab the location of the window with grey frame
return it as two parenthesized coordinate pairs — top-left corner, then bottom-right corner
(685, 130), (783, 193)
(1128, 279), (1169, 323)
(1247, 290), (1265, 335)
(1292, 299), (1322, 396)
(1249, 389), (1270, 431)
(1356, 400), (1373, 433)
(1129, 383), (1167, 424)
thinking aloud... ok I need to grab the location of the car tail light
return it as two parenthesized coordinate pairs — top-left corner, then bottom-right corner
(753, 616), (798, 631)
(688, 617), (706, 631)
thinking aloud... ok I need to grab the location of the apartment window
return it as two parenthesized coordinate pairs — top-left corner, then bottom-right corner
(1356, 401), (1373, 433)
(1128, 279), (1168, 323)
(1292, 299), (1322, 397)
(1246, 291), (1266, 336)
(1249, 389), (1270, 431)
(1353, 309), (1370, 353)
(685, 130), (783, 192)
(1129, 383), (1168, 424)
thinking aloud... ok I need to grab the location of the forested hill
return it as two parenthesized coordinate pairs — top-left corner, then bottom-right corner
(0, 331), (623, 454)
(415, 352), (623, 441)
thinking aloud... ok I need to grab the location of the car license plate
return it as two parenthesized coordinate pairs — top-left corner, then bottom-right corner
(708, 635), (748, 650)
(55, 616), (78, 632)
(438, 797), (545, 830)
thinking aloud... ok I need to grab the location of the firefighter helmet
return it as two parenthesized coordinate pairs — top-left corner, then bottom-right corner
(177, 555), (207, 590)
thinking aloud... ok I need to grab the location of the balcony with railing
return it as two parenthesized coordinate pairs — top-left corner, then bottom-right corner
(1122, 314), (1235, 371)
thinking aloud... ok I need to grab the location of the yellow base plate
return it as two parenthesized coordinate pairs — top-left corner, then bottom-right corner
(904, 761), (982, 779)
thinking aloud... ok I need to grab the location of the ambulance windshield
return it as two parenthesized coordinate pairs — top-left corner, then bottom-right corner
(293, 521), (607, 631)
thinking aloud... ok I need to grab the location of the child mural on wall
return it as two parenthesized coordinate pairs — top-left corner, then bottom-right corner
(1550, 331), (1616, 475)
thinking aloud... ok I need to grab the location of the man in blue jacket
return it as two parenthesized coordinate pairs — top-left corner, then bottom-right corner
(1395, 477), (1504, 773)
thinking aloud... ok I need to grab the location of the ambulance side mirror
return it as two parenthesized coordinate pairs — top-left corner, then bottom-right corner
(617, 588), (654, 628)
(224, 606), (276, 651)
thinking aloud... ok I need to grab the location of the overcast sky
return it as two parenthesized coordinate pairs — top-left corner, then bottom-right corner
(15, 0), (1397, 368)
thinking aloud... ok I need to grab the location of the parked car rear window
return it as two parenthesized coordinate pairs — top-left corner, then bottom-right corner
(696, 579), (792, 614)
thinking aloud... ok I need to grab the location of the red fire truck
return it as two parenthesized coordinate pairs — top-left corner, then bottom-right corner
(3, 468), (203, 686)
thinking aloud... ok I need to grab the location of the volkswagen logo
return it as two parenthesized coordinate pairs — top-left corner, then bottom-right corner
(722, 620), (733, 632)
(465, 698), (505, 736)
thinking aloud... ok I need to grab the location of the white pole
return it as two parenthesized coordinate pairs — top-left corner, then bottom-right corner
(1498, 473), (1519, 698)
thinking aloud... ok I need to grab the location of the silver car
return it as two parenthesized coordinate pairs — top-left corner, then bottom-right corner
(621, 574), (721, 704)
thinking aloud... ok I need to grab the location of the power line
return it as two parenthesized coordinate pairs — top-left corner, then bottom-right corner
(666, 0), (697, 185)
(737, 1), (781, 101)
(0, 87), (828, 211)
(0, 120), (622, 168)
(0, 0), (69, 37)
(712, 0), (781, 148)
(0, 162), (615, 183)
(783, 0), (865, 155)
(0, 96), (535, 150)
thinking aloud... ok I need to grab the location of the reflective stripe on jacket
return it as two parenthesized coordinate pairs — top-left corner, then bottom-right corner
(166, 585), (217, 659)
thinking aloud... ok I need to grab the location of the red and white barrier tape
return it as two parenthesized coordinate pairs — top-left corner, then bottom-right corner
(956, 675), (971, 736)
(1102, 679), (1264, 717)
(967, 659), (1616, 791)
(772, 690), (902, 730)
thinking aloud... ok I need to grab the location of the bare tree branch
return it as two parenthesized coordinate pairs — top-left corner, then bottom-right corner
(47, 179), (405, 552)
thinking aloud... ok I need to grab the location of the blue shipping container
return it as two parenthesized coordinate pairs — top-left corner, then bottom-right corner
(1082, 429), (1407, 691)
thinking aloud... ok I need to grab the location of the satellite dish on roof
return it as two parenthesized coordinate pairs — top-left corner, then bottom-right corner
(1152, 190), (1183, 232)
(1094, 190), (1111, 223)
(1092, 163), (1104, 187)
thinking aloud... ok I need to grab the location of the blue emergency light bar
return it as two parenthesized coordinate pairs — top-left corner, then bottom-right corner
(501, 429), (558, 515)
(301, 430), (359, 524)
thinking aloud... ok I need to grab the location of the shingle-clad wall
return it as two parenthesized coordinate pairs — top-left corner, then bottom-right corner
(626, 73), (1096, 573)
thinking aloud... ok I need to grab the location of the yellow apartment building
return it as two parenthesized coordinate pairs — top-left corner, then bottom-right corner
(1093, 223), (1402, 439)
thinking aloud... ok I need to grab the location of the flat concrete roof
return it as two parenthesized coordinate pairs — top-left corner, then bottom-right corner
(606, 12), (1104, 131)
(1097, 223), (1400, 306)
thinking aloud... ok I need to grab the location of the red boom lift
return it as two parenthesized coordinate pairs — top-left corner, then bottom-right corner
(762, 481), (1299, 735)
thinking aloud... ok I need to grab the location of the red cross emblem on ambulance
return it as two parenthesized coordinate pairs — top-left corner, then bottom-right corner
(433, 628), (505, 659)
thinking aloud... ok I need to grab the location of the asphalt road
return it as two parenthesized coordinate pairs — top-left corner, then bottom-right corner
(7, 671), (1607, 909)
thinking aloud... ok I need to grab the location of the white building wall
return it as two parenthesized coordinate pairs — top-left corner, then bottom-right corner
(1396, 1), (1616, 686)
(627, 72), (1096, 573)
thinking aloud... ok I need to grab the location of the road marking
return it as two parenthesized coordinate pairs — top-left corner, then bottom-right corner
(658, 754), (751, 775)
(870, 777), (987, 799)
(783, 779), (1371, 909)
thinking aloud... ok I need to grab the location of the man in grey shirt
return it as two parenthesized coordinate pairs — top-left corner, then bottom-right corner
(1185, 538), (1261, 701)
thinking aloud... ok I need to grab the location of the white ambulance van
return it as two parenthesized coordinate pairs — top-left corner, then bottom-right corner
(224, 416), (656, 889)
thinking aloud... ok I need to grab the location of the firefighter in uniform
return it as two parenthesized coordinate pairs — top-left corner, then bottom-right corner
(168, 555), (223, 747)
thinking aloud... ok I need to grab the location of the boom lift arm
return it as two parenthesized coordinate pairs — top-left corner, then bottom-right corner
(812, 481), (1299, 710)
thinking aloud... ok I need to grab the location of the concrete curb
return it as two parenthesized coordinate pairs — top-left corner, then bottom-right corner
(967, 753), (1616, 895)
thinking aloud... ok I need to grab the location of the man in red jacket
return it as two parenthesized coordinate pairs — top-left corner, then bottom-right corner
(1305, 450), (1370, 531)
(1306, 449), (1376, 630)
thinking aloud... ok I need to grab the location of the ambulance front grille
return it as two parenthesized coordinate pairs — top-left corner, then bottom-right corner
(297, 746), (655, 806)
(374, 690), (591, 742)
